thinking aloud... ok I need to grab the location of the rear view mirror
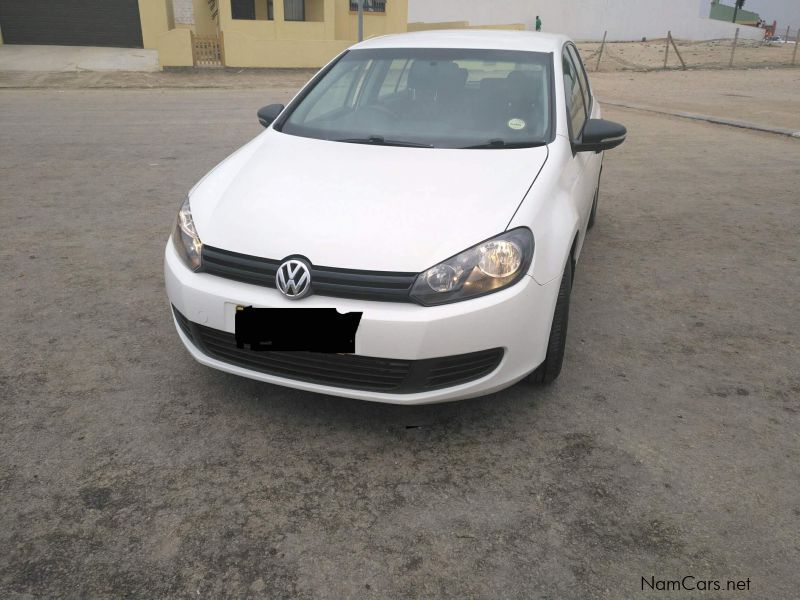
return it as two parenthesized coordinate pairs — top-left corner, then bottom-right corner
(257, 104), (285, 128)
(575, 118), (627, 152)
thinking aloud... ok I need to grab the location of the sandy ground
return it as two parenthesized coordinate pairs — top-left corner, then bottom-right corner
(1, 71), (799, 598)
(577, 38), (799, 71)
(591, 69), (800, 131)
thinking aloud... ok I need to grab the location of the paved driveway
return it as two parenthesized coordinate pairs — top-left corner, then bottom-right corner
(0, 45), (159, 72)
(1, 86), (798, 598)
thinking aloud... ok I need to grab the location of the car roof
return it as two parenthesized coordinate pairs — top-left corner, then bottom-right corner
(351, 29), (570, 53)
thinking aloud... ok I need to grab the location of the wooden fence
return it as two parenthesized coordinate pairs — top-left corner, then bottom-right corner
(191, 32), (224, 67)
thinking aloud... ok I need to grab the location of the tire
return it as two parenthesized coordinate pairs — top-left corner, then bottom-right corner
(527, 257), (572, 384)
(587, 184), (599, 230)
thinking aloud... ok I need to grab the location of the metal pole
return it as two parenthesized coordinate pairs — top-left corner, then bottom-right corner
(596, 30), (607, 72)
(669, 32), (687, 69)
(793, 27), (799, 65)
(357, 0), (364, 42)
(786, 25), (791, 41)
(729, 28), (739, 68)
(664, 32), (670, 69)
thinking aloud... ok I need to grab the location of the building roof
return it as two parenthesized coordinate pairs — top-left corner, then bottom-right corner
(352, 29), (570, 52)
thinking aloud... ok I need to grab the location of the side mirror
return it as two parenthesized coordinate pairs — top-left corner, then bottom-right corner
(574, 118), (627, 153)
(257, 104), (285, 128)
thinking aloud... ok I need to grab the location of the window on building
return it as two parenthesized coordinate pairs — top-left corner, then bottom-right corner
(231, 0), (255, 20)
(293, 0), (325, 22)
(349, 0), (387, 13)
(283, 0), (304, 21)
(231, 0), (323, 21)
(231, 0), (274, 20)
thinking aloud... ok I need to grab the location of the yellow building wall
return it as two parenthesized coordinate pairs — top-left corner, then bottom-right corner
(254, 0), (269, 21)
(219, 0), (357, 67)
(334, 0), (407, 41)
(408, 21), (525, 32)
(146, 0), (410, 68)
(407, 21), (469, 32)
(193, 0), (219, 35)
(306, 0), (325, 22)
(157, 27), (194, 67)
(223, 33), (351, 67)
(138, 0), (174, 49)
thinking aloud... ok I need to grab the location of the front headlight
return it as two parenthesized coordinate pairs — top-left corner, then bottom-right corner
(172, 197), (202, 271)
(410, 228), (534, 306)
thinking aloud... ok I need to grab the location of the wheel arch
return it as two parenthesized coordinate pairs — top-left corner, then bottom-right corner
(568, 231), (580, 284)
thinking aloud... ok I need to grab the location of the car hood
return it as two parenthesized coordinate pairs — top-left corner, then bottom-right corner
(191, 130), (548, 272)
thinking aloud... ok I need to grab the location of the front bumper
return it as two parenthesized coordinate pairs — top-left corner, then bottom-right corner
(164, 242), (561, 404)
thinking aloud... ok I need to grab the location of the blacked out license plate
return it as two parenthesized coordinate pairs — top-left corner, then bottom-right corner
(234, 306), (362, 352)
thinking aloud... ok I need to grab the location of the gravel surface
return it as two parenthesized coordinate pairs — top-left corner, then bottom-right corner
(1, 78), (798, 599)
(590, 69), (800, 131)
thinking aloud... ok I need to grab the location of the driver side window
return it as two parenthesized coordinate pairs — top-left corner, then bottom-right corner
(567, 45), (592, 116)
(562, 49), (587, 140)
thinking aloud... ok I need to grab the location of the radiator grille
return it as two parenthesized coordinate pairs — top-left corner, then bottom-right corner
(200, 246), (417, 302)
(172, 306), (503, 393)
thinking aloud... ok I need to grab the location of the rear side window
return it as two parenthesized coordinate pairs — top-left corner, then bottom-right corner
(562, 48), (587, 139)
(567, 45), (591, 116)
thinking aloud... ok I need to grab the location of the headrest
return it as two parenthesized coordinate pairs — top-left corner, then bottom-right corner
(439, 62), (467, 90)
(506, 70), (536, 86)
(408, 60), (464, 92)
(408, 60), (439, 91)
(506, 71), (539, 103)
(479, 77), (506, 93)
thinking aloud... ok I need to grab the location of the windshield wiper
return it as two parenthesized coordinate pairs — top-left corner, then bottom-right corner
(462, 139), (548, 149)
(335, 135), (433, 148)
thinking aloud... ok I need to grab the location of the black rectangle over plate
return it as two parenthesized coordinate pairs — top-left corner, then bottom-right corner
(235, 307), (362, 352)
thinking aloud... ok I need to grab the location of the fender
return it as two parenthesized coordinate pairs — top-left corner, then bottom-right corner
(508, 136), (581, 285)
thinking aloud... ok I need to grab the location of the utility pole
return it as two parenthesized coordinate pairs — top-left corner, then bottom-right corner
(729, 27), (739, 67)
(357, 0), (364, 42)
(732, 0), (745, 24)
(596, 30), (607, 72)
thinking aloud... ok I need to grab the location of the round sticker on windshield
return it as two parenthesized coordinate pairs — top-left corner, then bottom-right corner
(507, 118), (526, 130)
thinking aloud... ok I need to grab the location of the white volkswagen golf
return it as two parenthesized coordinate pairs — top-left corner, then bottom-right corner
(165, 30), (625, 404)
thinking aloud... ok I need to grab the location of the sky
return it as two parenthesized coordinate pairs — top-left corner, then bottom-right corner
(730, 0), (800, 28)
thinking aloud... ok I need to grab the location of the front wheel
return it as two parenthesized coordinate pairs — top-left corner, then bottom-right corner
(587, 184), (599, 230)
(527, 257), (572, 384)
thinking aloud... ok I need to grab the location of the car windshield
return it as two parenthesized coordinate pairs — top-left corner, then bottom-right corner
(279, 48), (554, 149)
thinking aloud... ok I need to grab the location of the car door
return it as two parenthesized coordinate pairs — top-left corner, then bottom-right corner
(561, 44), (597, 253)
(568, 44), (603, 211)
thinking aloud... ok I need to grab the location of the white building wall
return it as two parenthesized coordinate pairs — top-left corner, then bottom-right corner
(408, 0), (764, 41)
